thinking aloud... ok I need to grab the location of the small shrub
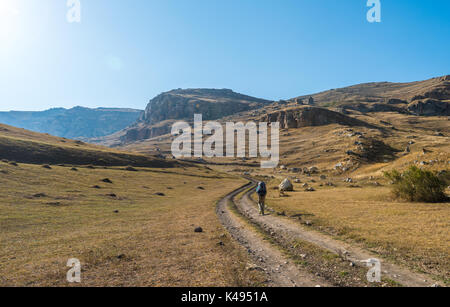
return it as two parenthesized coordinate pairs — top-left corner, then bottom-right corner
(384, 166), (448, 203)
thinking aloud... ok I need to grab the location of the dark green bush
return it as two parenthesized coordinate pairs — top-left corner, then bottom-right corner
(384, 166), (448, 203)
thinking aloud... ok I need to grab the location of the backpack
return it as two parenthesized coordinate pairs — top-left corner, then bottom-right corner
(256, 182), (267, 196)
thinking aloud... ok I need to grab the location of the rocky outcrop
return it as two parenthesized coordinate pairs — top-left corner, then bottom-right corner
(140, 88), (271, 125)
(295, 98), (304, 105)
(411, 87), (450, 102)
(261, 106), (373, 129)
(113, 89), (272, 143)
(336, 103), (409, 114)
(407, 99), (450, 116)
(288, 75), (450, 116)
(121, 122), (173, 143)
(386, 98), (408, 105)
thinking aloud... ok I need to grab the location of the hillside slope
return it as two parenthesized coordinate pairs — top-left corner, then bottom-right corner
(0, 124), (179, 168)
(290, 75), (450, 116)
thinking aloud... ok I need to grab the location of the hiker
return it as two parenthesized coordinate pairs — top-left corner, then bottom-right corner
(256, 182), (267, 216)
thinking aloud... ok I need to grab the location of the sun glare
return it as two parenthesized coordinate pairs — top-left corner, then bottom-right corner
(0, 0), (19, 17)
(0, 0), (21, 44)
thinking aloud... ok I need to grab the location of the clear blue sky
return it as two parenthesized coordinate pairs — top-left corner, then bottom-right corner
(0, 0), (449, 111)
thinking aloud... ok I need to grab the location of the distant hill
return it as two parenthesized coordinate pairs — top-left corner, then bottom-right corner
(141, 88), (272, 124)
(0, 107), (143, 139)
(91, 76), (450, 148)
(290, 75), (450, 116)
(98, 88), (272, 145)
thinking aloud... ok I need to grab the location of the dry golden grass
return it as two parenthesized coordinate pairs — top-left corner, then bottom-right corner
(292, 75), (449, 106)
(0, 123), (178, 168)
(263, 179), (450, 283)
(0, 161), (264, 286)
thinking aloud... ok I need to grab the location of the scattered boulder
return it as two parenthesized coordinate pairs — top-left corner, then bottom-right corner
(108, 193), (117, 198)
(194, 227), (203, 233)
(334, 163), (344, 170)
(279, 178), (294, 192)
(320, 175), (327, 180)
(305, 187), (316, 192)
(154, 192), (165, 196)
(197, 186), (205, 190)
(101, 178), (113, 184)
(46, 202), (62, 207)
(125, 166), (138, 172)
(309, 166), (319, 174)
(294, 179), (301, 183)
(42, 165), (52, 169)
(344, 178), (353, 183)
(33, 193), (47, 198)
(92, 185), (101, 189)
(71, 167), (78, 171)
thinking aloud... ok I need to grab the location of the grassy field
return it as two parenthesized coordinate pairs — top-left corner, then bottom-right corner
(262, 177), (450, 284)
(0, 161), (264, 286)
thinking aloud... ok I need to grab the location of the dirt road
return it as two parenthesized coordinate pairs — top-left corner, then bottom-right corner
(217, 181), (441, 287)
(216, 182), (330, 287)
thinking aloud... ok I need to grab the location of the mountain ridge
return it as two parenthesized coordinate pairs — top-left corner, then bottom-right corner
(0, 106), (143, 139)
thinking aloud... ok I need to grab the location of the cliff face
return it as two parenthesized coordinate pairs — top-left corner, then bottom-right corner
(261, 106), (373, 129)
(115, 89), (272, 143)
(121, 121), (174, 143)
(140, 88), (271, 125)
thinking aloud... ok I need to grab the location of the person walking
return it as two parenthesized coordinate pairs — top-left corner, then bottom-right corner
(256, 182), (267, 216)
